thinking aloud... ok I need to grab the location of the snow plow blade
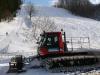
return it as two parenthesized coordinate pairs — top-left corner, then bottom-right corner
(7, 55), (26, 73)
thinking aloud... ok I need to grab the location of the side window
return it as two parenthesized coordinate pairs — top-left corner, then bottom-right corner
(40, 36), (46, 46)
(40, 34), (59, 48)
(54, 36), (58, 43)
(47, 38), (52, 45)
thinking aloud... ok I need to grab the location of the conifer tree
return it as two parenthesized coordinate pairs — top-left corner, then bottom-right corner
(0, 0), (22, 21)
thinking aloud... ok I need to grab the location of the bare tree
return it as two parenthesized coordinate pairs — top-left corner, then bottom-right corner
(23, 17), (57, 42)
(32, 17), (56, 41)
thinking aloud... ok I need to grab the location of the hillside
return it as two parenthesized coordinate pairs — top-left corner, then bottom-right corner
(0, 6), (100, 54)
(36, 6), (100, 49)
(0, 5), (100, 75)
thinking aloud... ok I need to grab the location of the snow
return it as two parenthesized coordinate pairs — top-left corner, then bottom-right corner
(53, 17), (100, 49)
(0, 18), (36, 54)
(0, 4), (100, 75)
(0, 63), (9, 67)
(35, 6), (73, 17)
(34, 6), (100, 49)
(0, 0), (99, 55)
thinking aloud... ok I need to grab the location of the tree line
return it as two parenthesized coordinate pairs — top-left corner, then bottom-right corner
(0, 0), (22, 22)
(53, 0), (100, 19)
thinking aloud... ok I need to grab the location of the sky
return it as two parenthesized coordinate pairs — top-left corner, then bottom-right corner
(24, 0), (100, 6)
(24, 0), (52, 6)
(90, 0), (100, 4)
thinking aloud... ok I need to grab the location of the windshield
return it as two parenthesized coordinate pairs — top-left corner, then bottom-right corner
(40, 34), (59, 49)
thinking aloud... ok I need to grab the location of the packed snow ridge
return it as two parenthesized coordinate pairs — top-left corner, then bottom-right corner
(0, 5), (100, 54)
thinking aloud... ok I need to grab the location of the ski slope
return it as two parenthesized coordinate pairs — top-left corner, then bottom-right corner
(0, 5), (100, 53)
(0, 5), (100, 75)
(0, 19), (37, 54)
(35, 6), (100, 49)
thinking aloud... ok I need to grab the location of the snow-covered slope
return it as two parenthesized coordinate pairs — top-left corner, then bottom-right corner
(35, 6), (100, 49)
(35, 6), (74, 17)
(53, 17), (100, 48)
(0, 5), (100, 75)
(0, 5), (100, 54)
